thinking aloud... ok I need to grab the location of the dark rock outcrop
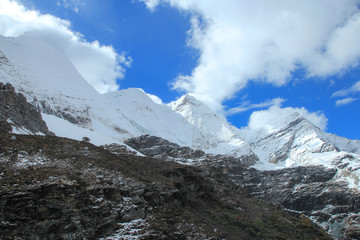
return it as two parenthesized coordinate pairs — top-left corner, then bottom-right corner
(0, 82), (53, 135)
(125, 134), (257, 167)
(100, 143), (138, 156)
(125, 134), (205, 159)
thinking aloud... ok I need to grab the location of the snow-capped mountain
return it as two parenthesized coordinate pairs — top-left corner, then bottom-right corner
(0, 33), (252, 156)
(240, 110), (360, 189)
(168, 94), (253, 157)
(2, 32), (360, 239)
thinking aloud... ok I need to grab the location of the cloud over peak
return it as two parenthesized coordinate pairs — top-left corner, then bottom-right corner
(248, 105), (328, 132)
(0, 0), (131, 94)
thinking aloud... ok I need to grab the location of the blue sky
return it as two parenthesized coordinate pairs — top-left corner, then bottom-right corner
(2, 0), (360, 139)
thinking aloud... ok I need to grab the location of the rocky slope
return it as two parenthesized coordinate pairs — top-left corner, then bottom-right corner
(0, 133), (331, 240)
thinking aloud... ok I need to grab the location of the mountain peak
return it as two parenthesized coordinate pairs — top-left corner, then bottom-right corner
(170, 94), (201, 108)
(168, 94), (215, 117)
(247, 106), (324, 135)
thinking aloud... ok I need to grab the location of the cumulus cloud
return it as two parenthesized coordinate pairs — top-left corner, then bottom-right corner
(141, 0), (360, 112)
(0, 0), (131, 94)
(332, 81), (360, 97)
(226, 97), (285, 115)
(248, 105), (328, 132)
(335, 97), (357, 106)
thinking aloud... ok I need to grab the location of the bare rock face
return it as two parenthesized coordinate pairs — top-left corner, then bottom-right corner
(0, 82), (53, 135)
(125, 134), (258, 167)
(125, 134), (205, 159)
(236, 166), (360, 240)
(36, 98), (92, 128)
(100, 143), (138, 156)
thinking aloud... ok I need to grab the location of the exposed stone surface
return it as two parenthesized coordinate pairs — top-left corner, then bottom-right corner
(35, 98), (92, 128)
(234, 166), (360, 240)
(125, 134), (258, 167)
(100, 143), (138, 156)
(0, 82), (53, 135)
(125, 134), (205, 159)
(0, 134), (330, 240)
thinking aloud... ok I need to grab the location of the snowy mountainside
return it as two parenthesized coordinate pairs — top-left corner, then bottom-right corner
(0, 33), (251, 156)
(320, 131), (360, 154)
(92, 88), (196, 145)
(169, 94), (253, 157)
(240, 111), (360, 189)
(0, 34), (97, 128)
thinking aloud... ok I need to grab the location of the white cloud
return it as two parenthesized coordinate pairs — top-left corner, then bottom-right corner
(332, 81), (360, 97)
(139, 0), (161, 11)
(0, 0), (131, 94)
(142, 0), (360, 112)
(226, 97), (285, 115)
(56, 0), (85, 14)
(248, 105), (328, 131)
(335, 97), (357, 106)
(308, 13), (360, 76)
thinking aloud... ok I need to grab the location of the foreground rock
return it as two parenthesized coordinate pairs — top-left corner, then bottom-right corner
(0, 134), (330, 239)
